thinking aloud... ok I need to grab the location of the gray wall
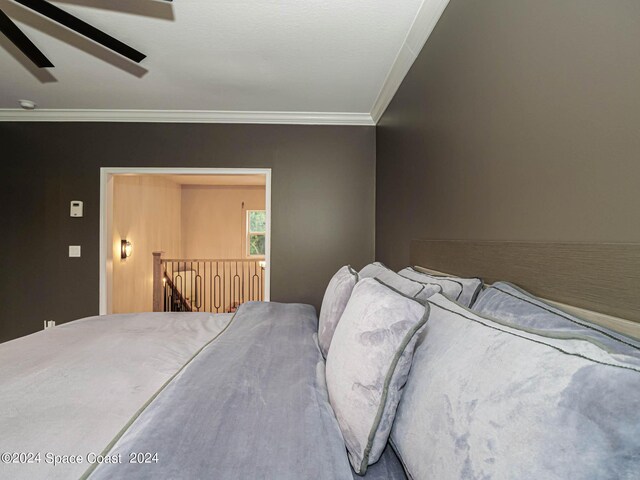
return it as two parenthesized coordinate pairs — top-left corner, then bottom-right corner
(377, 0), (640, 268)
(0, 123), (375, 343)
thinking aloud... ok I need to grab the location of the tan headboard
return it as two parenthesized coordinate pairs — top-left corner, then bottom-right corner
(410, 240), (640, 324)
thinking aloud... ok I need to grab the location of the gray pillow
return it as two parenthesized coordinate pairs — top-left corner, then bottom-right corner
(391, 293), (640, 480)
(473, 281), (640, 353)
(326, 278), (429, 475)
(360, 262), (441, 303)
(398, 267), (463, 302)
(318, 266), (359, 358)
(398, 266), (482, 307)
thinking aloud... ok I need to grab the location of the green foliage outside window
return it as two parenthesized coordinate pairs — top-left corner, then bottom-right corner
(249, 210), (266, 233)
(248, 211), (266, 256)
(249, 234), (265, 256)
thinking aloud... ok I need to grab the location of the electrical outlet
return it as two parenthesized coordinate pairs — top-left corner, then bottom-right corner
(43, 320), (56, 329)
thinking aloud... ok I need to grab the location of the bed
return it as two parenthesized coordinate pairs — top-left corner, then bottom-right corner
(1, 240), (638, 480)
(0, 303), (405, 480)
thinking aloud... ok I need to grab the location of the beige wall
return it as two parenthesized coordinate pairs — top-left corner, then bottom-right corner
(181, 185), (266, 260)
(112, 176), (182, 313)
(112, 180), (266, 314)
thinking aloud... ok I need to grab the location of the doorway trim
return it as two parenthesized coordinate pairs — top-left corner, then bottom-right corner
(99, 167), (272, 315)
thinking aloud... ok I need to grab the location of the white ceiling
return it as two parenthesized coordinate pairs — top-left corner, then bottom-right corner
(0, 0), (450, 123)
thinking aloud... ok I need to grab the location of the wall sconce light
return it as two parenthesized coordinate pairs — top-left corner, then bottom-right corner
(121, 240), (132, 259)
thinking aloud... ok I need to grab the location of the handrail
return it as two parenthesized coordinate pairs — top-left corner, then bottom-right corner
(161, 258), (265, 263)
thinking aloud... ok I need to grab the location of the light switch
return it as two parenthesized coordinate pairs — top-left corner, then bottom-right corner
(69, 245), (81, 257)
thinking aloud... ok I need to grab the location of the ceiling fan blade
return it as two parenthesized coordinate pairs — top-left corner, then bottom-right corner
(0, 8), (53, 67)
(13, 0), (146, 63)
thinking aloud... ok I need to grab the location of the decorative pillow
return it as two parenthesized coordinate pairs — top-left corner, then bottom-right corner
(398, 267), (463, 302)
(398, 266), (482, 307)
(360, 262), (441, 303)
(326, 278), (429, 474)
(473, 281), (640, 353)
(391, 293), (640, 480)
(318, 266), (359, 358)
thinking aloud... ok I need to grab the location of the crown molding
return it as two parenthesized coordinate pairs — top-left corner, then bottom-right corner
(0, 109), (375, 126)
(370, 0), (450, 123)
(0, 1), (449, 126)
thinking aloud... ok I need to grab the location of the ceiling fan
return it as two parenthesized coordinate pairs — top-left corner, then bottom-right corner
(0, 0), (172, 68)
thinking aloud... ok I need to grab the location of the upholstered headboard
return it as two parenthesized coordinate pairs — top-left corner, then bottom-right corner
(410, 240), (640, 337)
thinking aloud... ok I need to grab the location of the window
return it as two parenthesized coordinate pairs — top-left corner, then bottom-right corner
(247, 210), (266, 257)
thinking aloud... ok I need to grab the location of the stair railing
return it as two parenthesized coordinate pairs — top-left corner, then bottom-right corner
(153, 252), (265, 314)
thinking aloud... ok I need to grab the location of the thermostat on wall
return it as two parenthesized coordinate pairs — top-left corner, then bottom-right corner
(70, 201), (83, 217)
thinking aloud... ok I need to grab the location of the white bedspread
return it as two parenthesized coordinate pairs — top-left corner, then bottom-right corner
(0, 312), (233, 480)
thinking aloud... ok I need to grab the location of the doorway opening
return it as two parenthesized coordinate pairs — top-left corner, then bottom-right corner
(99, 168), (271, 315)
